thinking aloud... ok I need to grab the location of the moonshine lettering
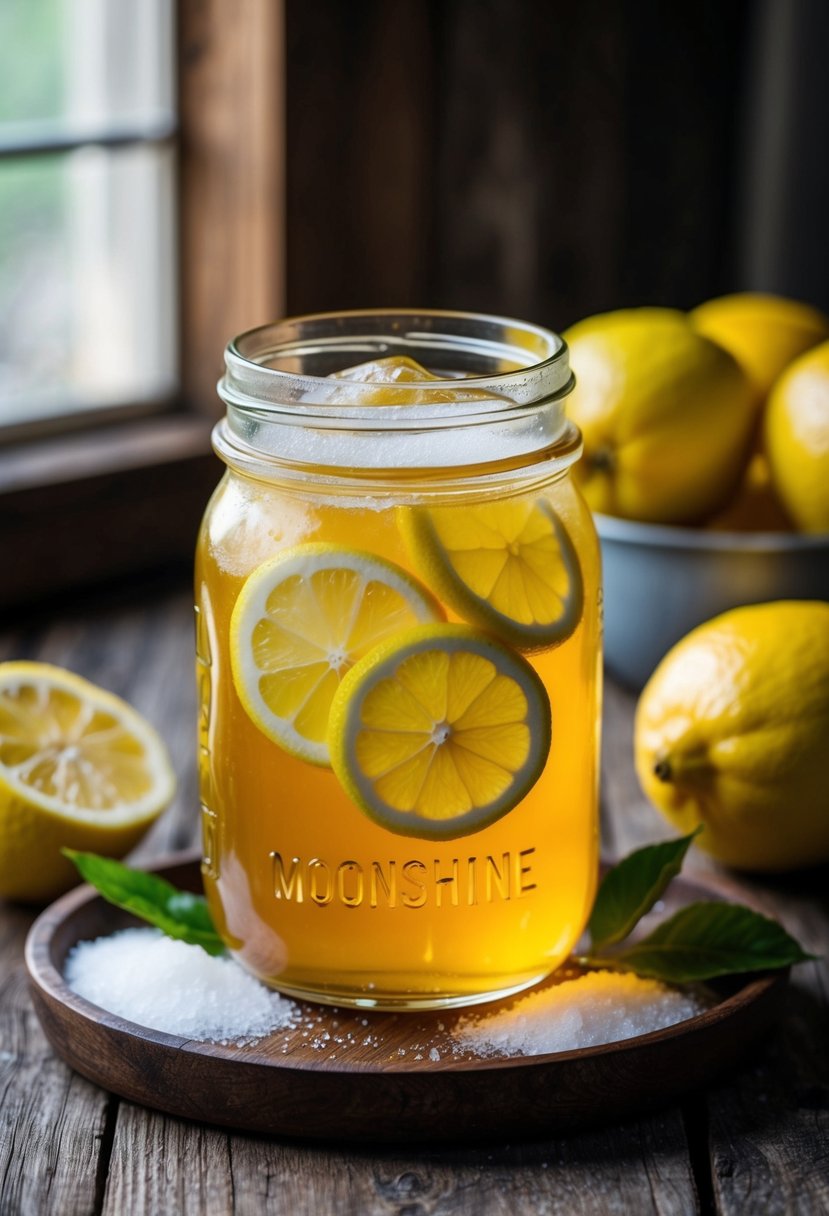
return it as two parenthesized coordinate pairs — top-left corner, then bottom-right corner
(269, 849), (537, 908)
(369, 860), (397, 908)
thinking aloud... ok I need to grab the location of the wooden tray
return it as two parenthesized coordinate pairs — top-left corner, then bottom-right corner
(25, 854), (787, 1144)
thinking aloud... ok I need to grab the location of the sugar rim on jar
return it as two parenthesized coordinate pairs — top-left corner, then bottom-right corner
(214, 309), (582, 482)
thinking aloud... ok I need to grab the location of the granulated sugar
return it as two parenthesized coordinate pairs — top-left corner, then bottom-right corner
(65, 928), (298, 1044)
(454, 971), (707, 1058)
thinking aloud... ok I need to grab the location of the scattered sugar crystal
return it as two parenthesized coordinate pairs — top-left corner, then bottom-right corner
(454, 971), (707, 1058)
(429, 1047), (441, 1062)
(65, 928), (297, 1044)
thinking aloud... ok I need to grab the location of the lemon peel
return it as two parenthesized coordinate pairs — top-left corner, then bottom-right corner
(564, 308), (757, 524)
(635, 601), (829, 872)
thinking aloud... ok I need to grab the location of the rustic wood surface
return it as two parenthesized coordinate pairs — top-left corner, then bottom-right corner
(1, 583), (827, 1214)
(27, 861), (788, 1146)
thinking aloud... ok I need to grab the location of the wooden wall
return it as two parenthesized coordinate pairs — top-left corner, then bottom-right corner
(285, 0), (751, 331)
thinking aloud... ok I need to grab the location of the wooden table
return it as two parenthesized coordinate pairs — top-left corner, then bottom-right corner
(1, 581), (827, 1215)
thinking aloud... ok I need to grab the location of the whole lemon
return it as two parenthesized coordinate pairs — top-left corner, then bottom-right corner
(635, 601), (829, 872)
(690, 293), (829, 398)
(564, 309), (757, 524)
(704, 451), (792, 533)
(764, 341), (829, 533)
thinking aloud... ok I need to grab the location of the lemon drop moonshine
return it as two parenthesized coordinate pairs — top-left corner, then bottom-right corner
(196, 311), (602, 1009)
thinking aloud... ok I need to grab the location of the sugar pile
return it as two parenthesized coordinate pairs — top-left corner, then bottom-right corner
(64, 932), (707, 1057)
(65, 928), (297, 1044)
(454, 971), (707, 1058)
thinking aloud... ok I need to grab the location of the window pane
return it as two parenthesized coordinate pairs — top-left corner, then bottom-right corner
(0, 144), (177, 426)
(0, 0), (174, 133)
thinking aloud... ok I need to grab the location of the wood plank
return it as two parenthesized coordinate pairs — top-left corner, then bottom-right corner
(285, 0), (751, 328)
(0, 590), (199, 1215)
(600, 679), (675, 858)
(102, 1106), (234, 1216)
(0, 429), (219, 611)
(707, 955), (829, 1216)
(4, 591), (825, 1213)
(103, 1106), (698, 1216)
(284, 0), (436, 315)
(599, 676), (829, 1216)
(0, 900), (112, 1216)
(179, 0), (286, 417)
(703, 866), (829, 1216)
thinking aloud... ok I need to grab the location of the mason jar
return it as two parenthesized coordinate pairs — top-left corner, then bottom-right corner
(195, 309), (602, 1010)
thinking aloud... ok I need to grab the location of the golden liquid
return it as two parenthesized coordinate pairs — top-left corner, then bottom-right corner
(196, 467), (601, 1009)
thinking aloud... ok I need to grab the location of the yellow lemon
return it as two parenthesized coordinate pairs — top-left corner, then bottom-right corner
(0, 663), (175, 902)
(400, 497), (583, 651)
(704, 451), (792, 533)
(764, 341), (829, 533)
(690, 293), (829, 398)
(564, 308), (756, 524)
(230, 544), (443, 765)
(328, 624), (551, 840)
(635, 601), (829, 872)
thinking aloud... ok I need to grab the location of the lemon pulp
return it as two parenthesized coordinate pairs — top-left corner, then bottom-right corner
(230, 544), (443, 765)
(328, 624), (552, 840)
(401, 498), (583, 651)
(0, 662), (175, 901)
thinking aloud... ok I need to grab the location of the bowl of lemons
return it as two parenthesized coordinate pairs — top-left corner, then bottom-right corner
(563, 294), (829, 688)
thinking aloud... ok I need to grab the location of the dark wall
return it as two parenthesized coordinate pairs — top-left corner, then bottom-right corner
(285, 0), (827, 330)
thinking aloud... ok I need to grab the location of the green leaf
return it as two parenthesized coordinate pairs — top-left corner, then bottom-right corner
(588, 830), (701, 950)
(585, 901), (815, 983)
(63, 850), (225, 956)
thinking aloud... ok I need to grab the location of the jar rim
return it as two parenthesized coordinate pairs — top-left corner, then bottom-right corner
(221, 308), (573, 420)
(217, 308), (579, 477)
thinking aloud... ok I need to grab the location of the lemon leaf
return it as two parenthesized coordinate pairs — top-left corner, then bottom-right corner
(588, 829), (702, 950)
(584, 901), (814, 983)
(63, 850), (225, 956)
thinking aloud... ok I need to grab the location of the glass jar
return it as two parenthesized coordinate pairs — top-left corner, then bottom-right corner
(196, 310), (602, 1010)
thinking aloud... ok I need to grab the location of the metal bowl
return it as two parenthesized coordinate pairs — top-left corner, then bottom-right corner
(595, 514), (829, 689)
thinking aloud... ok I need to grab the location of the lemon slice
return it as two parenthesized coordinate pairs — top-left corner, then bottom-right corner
(328, 624), (551, 840)
(230, 544), (443, 765)
(400, 498), (583, 651)
(0, 662), (175, 902)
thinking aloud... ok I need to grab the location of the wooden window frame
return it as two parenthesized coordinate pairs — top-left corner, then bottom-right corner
(0, 0), (285, 609)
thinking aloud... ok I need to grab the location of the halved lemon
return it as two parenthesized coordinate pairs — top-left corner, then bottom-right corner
(230, 544), (443, 765)
(328, 624), (551, 840)
(400, 498), (583, 651)
(0, 662), (175, 902)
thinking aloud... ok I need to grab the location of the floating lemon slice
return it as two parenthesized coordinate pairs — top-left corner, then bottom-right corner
(328, 624), (551, 840)
(400, 498), (583, 651)
(0, 662), (175, 901)
(230, 544), (443, 765)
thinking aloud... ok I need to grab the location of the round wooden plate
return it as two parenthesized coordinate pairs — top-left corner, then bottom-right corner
(26, 854), (787, 1144)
